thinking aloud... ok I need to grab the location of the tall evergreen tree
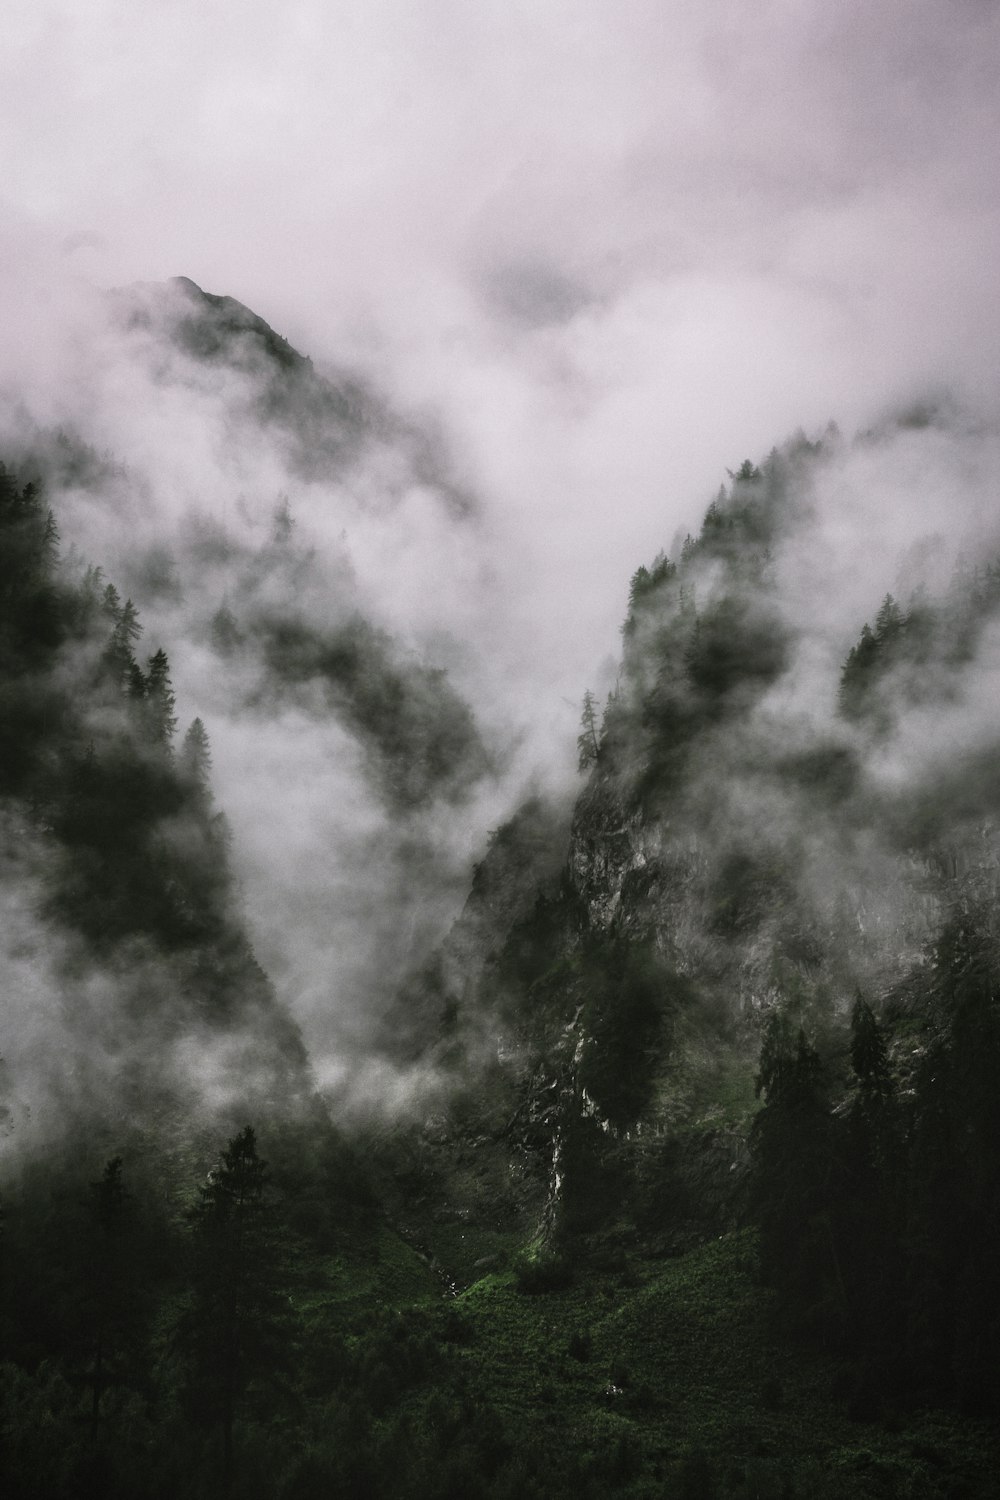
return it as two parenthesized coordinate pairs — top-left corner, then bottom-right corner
(577, 690), (600, 771)
(102, 596), (142, 690)
(179, 1127), (292, 1485)
(83, 1156), (145, 1433)
(849, 993), (892, 1101)
(181, 717), (213, 794)
(144, 648), (177, 747)
(751, 1017), (846, 1338)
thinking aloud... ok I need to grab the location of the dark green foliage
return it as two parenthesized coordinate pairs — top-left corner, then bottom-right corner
(178, 1127), (294, 1476)
(181, 716), (213, 792)
(514, 1250), (575, 1294)
(578, 940), (672, 1131)
(101, 593), (143, 691)
(46, 731), (230, 948)
(251, 611), (491, 808)
(491, 880), (583, 1038)
(849, 994), (891, 1099)
(0, 466), (66, 669)
(8, 414), (1000, 1498)
(839, 570), (1000, 728)
(0, 467), (72, 794)
(143, 646), (178, 747)
(622, 552), (676, 637)
(577, 688), (600, 770)
(0, 463), (286, 1010)
(903, 890), (1000, 1412)
(82, 1157), (147, 1430)
(607, 450), (800, 805)
(676, 1447), (716, 1499)
(567, 1327), (592, 1361)
(749, 891), (1000, 1415)
(684, 594), (788, 701)
(751, 1017), (847, 1337)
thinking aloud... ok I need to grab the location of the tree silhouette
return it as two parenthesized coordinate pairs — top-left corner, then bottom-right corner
(751, 1018), (846, 1335)
(181, 717), (213, 794)
(143, 648), (177, 747)
(83, 1156), (144, 1433)
(577, 690), (600, 771)
(179, 1127), (292, 1486)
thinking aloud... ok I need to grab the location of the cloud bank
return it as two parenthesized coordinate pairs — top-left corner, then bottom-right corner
(1, 1), (999, 1119)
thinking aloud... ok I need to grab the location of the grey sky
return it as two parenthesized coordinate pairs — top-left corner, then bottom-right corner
(3, 4), (999, 674)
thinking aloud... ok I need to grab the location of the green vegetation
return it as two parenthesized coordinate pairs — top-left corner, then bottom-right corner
(5, 1143), (997, 1499)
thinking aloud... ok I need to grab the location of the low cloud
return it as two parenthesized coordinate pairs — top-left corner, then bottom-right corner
(2, 0), (999, 1134)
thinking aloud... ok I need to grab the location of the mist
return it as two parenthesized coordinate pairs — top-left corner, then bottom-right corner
(2, 1), (1000, 1128)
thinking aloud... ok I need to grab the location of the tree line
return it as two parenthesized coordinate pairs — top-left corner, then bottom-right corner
(750, 880), (1000, 1417)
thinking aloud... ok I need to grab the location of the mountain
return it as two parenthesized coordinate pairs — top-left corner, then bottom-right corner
(108, 275), (475, 510)
(0, 462), (311, 1149)
(2, 287), (1000, 1497)
(382, 425), (1000, 1405)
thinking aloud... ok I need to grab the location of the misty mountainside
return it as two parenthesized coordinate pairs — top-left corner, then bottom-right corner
(108, 275), (476, 510)
(3, 277), (1000, 1496)
(0, 432), (493, 1154)
(0, 463), (312, 1148)
(41, 276), (494, 813)
(1, 278), (503, 1118)
(386, 424), (1000, 1409)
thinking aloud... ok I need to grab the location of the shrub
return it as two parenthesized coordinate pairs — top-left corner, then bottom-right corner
(513, 1252), (574, 1295)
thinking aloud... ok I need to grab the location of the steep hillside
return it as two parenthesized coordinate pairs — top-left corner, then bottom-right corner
(3, 279), (1000, 1491)
(0, 462), (310, 1149)
(386, 426), (1000, 1415)
(108, 275), (475, 509)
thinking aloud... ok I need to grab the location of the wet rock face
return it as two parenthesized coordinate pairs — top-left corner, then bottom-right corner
(568, 775), (651, 933)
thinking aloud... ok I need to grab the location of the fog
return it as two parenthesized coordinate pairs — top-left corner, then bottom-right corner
(2, 2), (999, 1121)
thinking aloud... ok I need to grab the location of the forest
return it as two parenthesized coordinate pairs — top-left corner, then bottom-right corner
(3, 386), (1000, 1498)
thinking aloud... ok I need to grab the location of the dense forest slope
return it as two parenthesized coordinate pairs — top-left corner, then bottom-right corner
(2, 286), (1000, 1496)
(0, 463), (310, 1142)
(387, 427), (1000, 1419)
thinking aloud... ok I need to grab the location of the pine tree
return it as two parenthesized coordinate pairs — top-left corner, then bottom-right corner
(577, 690), (600, 771)
(144, 648), (177, 747)
(102, 596), (142, 690)
(873, 594), (904, 645)
(751, 1018), (846, 1334)
(101, 582), (122, 622)
(84, 1157), (138, 1433)
(838, 622), (879, 719)
(181, 717), (213, 793)
(40, 509), (60, 570)
(179, 1127), (292, 1485)
(850, 993), (892, 1101)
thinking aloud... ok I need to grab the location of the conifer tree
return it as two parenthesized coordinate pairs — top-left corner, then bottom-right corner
(179, 1127), (292, 1485)
(181, 717), (213, 793)
(102, 596), (142, 689)
(873, 593), (904, 644)
(577, 690), (600, 771)
(751, 1018), (846, 1332)
(850, 994), (892, 1101)
(101, 582), (122, 622)
(84, 1156), (140, 1433)
(144, 648), (177, 747)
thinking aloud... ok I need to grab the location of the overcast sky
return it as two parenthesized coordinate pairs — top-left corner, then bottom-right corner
(4, 2), (999, 683)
